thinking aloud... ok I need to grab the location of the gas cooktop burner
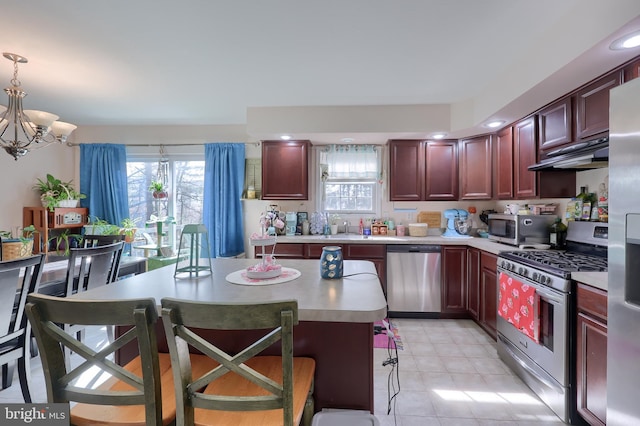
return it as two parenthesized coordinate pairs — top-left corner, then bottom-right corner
(500, 250), (608, 274)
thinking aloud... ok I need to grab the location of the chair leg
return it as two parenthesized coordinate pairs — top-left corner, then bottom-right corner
(106, 325), (114, 343)
(1, 362), (14, 389)
(17, 355), (32, 403)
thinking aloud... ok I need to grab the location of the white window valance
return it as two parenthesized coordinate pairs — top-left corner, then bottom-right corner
(319, 145), (380, 179)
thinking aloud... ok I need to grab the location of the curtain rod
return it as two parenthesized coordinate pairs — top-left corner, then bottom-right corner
(66, 142), (260, 147)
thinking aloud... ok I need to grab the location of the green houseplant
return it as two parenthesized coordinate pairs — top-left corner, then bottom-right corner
(119, 218), (139, 243)
(34, 174), (86, 211)
(149, 180), (168, 199)
(0, 225), (38, 260)
(84, 216), (120, 236)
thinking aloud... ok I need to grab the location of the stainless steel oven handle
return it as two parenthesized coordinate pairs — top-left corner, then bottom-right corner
(498, 334), (563, 394)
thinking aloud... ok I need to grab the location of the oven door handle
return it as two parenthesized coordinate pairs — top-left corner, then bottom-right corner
(498, 334), (564, 394)
(533, 286), (564, 305)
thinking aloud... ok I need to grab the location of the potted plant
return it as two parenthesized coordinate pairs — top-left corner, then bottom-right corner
(33, 174), (86, 211)
(149, 180), (168, 199)
(49, 229), (82, 256)
(84, 216), (120, 236)
(0, 225), (38, 260)
(119, 218), (138, 243)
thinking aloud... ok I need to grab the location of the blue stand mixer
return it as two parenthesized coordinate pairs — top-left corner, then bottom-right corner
(443, 209), (471, 237)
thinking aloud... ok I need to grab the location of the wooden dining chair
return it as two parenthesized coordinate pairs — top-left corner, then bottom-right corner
(161, 298), (316, 426)
(63, 242), (124, 365)
(25, 293), (173, 425)
(0, 254), (45, 403)
(82, 233), (125, 248)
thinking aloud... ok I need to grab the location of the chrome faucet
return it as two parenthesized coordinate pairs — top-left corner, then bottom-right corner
(343, 220), (350, 234)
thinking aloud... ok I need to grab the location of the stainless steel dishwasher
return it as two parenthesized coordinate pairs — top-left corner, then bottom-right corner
(386, 245), (442, 317)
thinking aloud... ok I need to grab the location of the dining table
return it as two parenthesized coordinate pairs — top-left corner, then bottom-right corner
(38, 255), (147, 296)
(67, 257), (388, 413)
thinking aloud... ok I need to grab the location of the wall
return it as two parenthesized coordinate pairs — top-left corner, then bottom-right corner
(0, 143), (77, 234)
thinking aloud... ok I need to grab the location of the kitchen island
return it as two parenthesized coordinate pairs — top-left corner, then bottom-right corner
(69, 258), (387, 413)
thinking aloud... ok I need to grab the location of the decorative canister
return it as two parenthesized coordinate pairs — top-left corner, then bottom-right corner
(320, 246), (343, 279)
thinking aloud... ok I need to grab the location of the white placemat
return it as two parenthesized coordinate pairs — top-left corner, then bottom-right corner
(226, 267), (301, 286)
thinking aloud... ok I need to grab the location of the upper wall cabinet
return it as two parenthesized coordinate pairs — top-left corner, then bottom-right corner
(261, 140), (310, 200)
(425, 140), (458, 201)
(574, 70), (622, 140)
(624, 58), (640, 81)
(495, 127), (514, 200)
(388, 139), (458, 201)
(513, 116), (538, 199)
(459, 135), (492, 200)
(538, 96), (573, 159)
(388, 140), (424, 201)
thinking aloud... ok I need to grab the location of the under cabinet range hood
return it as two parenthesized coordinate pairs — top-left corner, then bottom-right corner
(528, 136), (609, 171)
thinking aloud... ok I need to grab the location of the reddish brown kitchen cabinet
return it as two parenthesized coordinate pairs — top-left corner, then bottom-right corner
(254, 243), (305, 259)
(388, 139), (458, 201)
(442, 246), (467, 315)
(538, 96), (573, 158)
(425, 140), (458, 200)
(479, 251), (497, 340)
(261, 140), (309, 200)
(495, 126), (514, 199)
(466, 248), (480, 320)
(344, 244), (387, 294)
(389, 140), (424, 201)
(459, 135), (492, 200)
(513, 116), (538, 199)
(574, 71), (622, 140)
(576, 283), (607, 426)
(624, 57), (640, 81)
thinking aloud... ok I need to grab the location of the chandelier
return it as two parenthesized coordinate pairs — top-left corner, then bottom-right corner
(0, 52), (76, 160)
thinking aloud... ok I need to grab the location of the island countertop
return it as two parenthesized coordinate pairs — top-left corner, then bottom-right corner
(70, 258), (387, 323)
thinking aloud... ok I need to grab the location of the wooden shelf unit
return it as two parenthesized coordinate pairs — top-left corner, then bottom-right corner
(23, 206), (89, 255)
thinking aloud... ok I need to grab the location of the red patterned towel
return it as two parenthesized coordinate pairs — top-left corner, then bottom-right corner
(498, 272), (540, 343)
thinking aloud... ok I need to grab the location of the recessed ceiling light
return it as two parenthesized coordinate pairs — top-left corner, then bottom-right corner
(486, 120), (505, 129)
(341, 137), (354, 143)
(431, 133), (447, 140)
(610, 30), (640, 50)
(280, 135), (292, 140)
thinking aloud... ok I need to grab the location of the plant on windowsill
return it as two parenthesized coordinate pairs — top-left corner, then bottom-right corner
(149, 180), (168, 199)
(33, 173), (86, 211)
(84, 216), (120, 236)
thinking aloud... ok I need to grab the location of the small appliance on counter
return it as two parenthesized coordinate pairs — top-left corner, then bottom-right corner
(487, 213), (555, 246)
(442, 209), (472, 238)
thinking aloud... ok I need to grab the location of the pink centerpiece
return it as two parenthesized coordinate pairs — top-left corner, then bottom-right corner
(247, 233), (282, 279)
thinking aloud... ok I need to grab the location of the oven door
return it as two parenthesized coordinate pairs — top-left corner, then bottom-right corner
(496, 268), (569, 386)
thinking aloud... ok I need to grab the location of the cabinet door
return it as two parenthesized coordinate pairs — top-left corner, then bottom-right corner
(261, 140), (309, 200)
(624, 58), (640, 82)
(441, 246), (467, 313)
(538, 97), (573, 157)
(388, 140), (425, 201)
(425, 140), (458, 201)
(459, 135), (492, 200)
(345, 244), (386, 291)
(495, 126), (514, 200)
(466, 248), (480, 320)
(255, 243), (305, 259)
(480, 267), (497, 340)
(575, 71), (622, 140)
(513, 117), (538, 199)
(577, 312), (607, 426)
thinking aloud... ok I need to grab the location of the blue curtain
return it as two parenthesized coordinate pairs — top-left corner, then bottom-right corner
(79, 144), (129, 226)
(203, 143), (245, 257)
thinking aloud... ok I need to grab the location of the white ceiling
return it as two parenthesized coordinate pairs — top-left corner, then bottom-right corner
(3, 0), (640, 142)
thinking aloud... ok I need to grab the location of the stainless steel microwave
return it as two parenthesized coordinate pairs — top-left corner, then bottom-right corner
(487, 213), (556, 246)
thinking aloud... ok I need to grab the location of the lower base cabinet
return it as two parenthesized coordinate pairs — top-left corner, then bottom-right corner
(442, 246), (467, 315)
(576, 283), (607, 426)
(255, 243), (386, 291)
(479, 251), (497, 339)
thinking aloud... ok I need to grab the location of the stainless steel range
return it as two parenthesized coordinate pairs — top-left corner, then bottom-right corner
(496, 221), (608, 424)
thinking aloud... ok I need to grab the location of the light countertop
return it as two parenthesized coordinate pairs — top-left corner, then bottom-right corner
(272, 234), (520, 255)
(69, 258), (387, 323)
(572, 272), (608, 292)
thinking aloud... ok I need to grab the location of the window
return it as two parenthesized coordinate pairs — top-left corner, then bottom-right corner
(126, 156), (205, 249)
(318, 145), (381, 215)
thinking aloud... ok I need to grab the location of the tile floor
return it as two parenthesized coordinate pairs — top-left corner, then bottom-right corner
(0, 320), (565, 425)
(372, 318), (565, 425)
